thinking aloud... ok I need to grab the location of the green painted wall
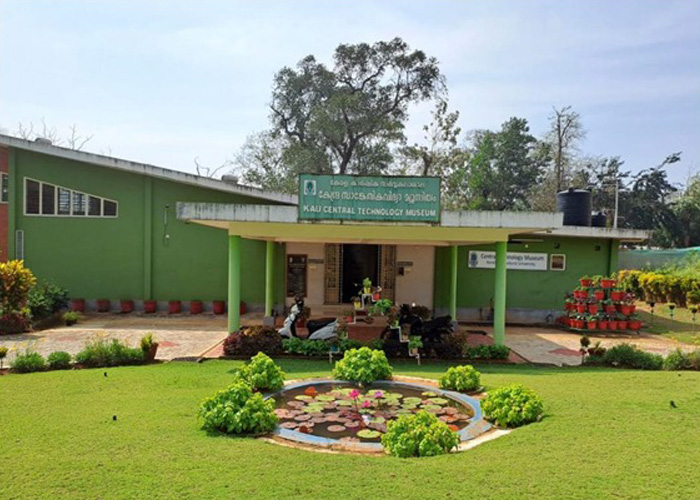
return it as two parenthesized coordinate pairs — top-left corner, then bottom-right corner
(434, 237), (615, 311)
(10, 149), (282, 306)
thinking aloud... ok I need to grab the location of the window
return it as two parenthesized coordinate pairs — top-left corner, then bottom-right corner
(24, 178), (117, 218)
(1, 173), (8, 203)
(26, 180), (40, 214)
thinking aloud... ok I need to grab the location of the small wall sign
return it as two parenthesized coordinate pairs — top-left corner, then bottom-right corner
(550, 254), (566, 271)
(468, 250), (548, 271)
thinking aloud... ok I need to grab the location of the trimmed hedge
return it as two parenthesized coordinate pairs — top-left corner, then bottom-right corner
(223, 326), (283, 356)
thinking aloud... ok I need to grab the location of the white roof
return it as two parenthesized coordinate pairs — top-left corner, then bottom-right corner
(0, 134), (297, 205)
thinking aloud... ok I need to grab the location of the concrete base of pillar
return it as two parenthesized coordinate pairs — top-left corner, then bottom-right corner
(262, 316), (276, 326)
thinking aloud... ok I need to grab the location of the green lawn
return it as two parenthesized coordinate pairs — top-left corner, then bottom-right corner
(1, 360), (699, 500)
(636, 302), (700, 346)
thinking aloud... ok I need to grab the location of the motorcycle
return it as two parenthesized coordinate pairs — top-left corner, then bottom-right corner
(381, 304), (453, 356)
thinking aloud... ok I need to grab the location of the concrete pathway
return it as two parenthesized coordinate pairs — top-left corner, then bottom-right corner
(0, 313), (228, 366)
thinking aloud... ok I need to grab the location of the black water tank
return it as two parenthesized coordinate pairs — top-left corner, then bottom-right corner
(556, 188), (592, 226)
(591, 212), (607, 228)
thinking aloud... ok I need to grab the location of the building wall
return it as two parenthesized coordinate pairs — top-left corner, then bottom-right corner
(284, 242), (326, 306)
(0, 147), (8, 259)
(395, 245), (434, 307)
(9, 148), (280, 307)
(434, 237), (616, 322)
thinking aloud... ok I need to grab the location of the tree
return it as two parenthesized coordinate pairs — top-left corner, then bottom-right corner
(268, 38), (444, 175)
(672, 175), (700, 247)
(232, 131), (298, 193)
(546, 105), (586, 191)
(14, 120), (93, 150)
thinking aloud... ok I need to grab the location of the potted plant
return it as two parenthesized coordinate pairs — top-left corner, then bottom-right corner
(190, 300), (203, 315)
(212, 300), (226, 315)
(408, 335), (423, 357)
(62, 311), (81, 326)
(598, 315), (609, 330)
(372, 286), (382, 302)
(120, 300), (134, 314)
(628, 314), (642, 331)
(351, 296), (362, 310)
(587, 298), (599, 315)
(96, 299), (111, 313)
(601, 276), (616, 289)
(342, 308), (354, 324)
(607, 317), (618, 331)
(593, 289), (605, 301)
(144, 300), (157, 313)
(610, 288), (624, 301)
(141, 332), (159, 362)
(168, 300), (181, 314)
(573, 286), (589, 300)
(579, 275), (593, 287)
(591, 275), (603, 288)
(603, 299), (616, 314)
(564, 298), (576, 311)
(362, 277), (372, 295)
(585, 315), (597, 330)
(576, 302), (587, 314)
(617, 316), (629, 330)
(588, 341), (606, 356)
(71, 298), (85, 312)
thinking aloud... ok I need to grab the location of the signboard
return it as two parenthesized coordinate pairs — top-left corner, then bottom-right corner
(298, 174), (440, 223)
(286, 254), (307, 297)
(468, 250), (548, 271)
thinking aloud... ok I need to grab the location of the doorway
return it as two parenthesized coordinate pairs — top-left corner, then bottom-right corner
(341, 244), (379, 303)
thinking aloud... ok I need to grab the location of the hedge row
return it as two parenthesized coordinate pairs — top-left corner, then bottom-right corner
(618, 269), (700, 308)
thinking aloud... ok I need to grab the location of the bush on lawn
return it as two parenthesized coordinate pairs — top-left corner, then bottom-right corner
(464, 344), (511, 360)
(332, 347), (392, 384)
(233, 352), (285, 392)
(601, 343), (663, 370)
(282, 337), (362, 356)
(47, 351), (72, 370)
(0, 260), (37, 334)
(28, 281), (69, 321)
(381, 410), (459, 458)
(199, 381), (277, 435)
(223, 326), (282, 356)
(74, 336), (144, 367)
(482, 384), (544, 428)
(432, 332), (468, 359)
(663, 348), (700, 371)
(439, 365), (481, 392)
(11, 348), (47, 373)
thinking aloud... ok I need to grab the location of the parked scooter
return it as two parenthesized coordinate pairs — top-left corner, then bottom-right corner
(381, 303), (453, 346)
(278, 296), (339, 341)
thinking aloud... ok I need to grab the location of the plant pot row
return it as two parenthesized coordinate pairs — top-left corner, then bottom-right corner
(565, 302), (636, 315)
(567, 317), (642, 331)
(71, 299), (245, 315)
(573, 289), (627, 301)
(579, 278), (617, 288)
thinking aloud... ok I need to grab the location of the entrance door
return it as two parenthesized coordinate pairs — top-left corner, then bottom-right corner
(341, 244), (379, 303)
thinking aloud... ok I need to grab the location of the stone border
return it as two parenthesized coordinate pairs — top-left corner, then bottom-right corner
(263, 377), (493, 453)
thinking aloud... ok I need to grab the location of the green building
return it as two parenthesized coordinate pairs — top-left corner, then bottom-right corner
(0, 134), (649, 343)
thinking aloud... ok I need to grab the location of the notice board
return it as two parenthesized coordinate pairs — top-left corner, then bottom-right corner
(286, 254), (308, 297)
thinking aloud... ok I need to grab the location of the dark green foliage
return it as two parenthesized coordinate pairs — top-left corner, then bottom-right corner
(199, 381), (277, 435)
(663, 349), (700, 371)
(332, 347), (392, 384)
(438, 365), (481, 392)
(74, 337), (144, 368)
(223, 326), (283, 356)
(233, 353), (286, 392)
(381, 410), (459, 458)
(282, 337), (362, 356)
(28, 281), (69, 320)
(601, 344), (663, 370)
(482, 384), (544, 428)
(47, 351), (72, 370)
(11, 350), (47, 373)
(464, 344), (511, 360)
(432, 332), (468, 359)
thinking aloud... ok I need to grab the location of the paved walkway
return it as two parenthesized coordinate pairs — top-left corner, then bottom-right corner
(0, 314), (228, 366)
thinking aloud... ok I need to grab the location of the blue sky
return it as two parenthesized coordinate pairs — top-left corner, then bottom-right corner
(2, 0), (699, 184)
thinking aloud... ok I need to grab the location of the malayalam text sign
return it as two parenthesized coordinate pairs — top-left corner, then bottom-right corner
(298, 174), (440, 223)
(468, 250), (548, 271)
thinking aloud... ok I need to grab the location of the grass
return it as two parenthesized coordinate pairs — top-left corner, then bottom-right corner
(635, 302), (700, 346)
(1, 359), (699, 500)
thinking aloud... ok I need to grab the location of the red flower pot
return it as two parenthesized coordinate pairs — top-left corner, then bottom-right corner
(610, 291), (623, 301)
(574, 290), (589, 300)
(576, 304), (586, 314)
(628, 304), (636, 314)
(588, 304), (599, 314)
(120, 300), (134, 314)
(619, 304), (633, 316)
(605, 305), (616, 314)
(96, 299), (111, 313)
(565, 303), (574, 311)
(373, 292), (380, 301)
(608, 321), (618, 331)
(580, 279), (593, 287)
(601, 279), (616, 289)
(213, 300), (226, 315)
(594, 290), (605, 300)
(598, 320), (609, 330)
(617, 320), (629, 330)
(344, 315), (353, 323)
(168, 301), (181, 314)
(575, 319), (585, 329)
(586, 321), (597, 330)
(239, 302), (247, 315)
(71, 299), (85, 312)
(190, 300), (203, 315)
(629, 320), (642, 330)
(144, 300), (157, 313)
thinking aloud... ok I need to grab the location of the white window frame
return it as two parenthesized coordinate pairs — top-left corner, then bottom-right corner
(23, 177), (118, 218)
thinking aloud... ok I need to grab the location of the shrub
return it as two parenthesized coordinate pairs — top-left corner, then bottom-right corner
(0, 260), (36, 334)
(282, 337), (362, 356)
(601, 343), (663, 370)
(223, 326), (282, 356)
(140, 332), (156, 352)
(62, 311), (81, 326)
(664, 349), (700, 371)
(439, 365), (481, 392)
(11, 349), (47, 373)
(47, 351), (72, 370)
(234, 352), (285, 392)
(28, 281), (69, 321)
(482, 384), (544, 428)
(199, 381), (277, 435)
(381, 410), (459, 458)
(332, 347), (392, 384)
(432, 331), (468, 359)
(75, 336), (144, 367)
(0, 346), (7, 369)
(464, 344), (511, 360)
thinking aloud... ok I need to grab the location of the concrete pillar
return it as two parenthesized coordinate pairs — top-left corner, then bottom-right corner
(493, 241), (507, 345)
(449, 245), (458, 320)
(264, 240), (275, 318)
(228, 235), (241, 333)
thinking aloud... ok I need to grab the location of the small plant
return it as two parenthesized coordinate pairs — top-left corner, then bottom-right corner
(332, 347), (393, 385)
(601, 343), (663, 370)
(381, 410), (460, 458)
(62, 311), (81, 326)
(11, 348), (47, 373)
(408, 336), (423, 352)
(223, 325), (283, 356)
(663, 349), (700, 371)
(481, 384), (544, 428)
(0, 346), (7, 369)
(28, 281), (69, 321)
(580, 335), (591, 349)
(439, 365), (481, 392)
(362, 277), (372, 293)
(75, 335), (144, 367)
(199, 381), (278, 435)
(234, 352), (286, 392)
(371, 299), (393, 316)
(140, 332), (159, 362)
(47, 351), (72, 370)
(464, 344), (511, 360)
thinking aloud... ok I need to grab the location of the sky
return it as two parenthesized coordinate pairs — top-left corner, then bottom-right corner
(1, 0), (699, 185)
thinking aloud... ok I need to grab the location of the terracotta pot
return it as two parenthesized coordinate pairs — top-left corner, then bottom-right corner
(574, 290), (588, 299)
(594, 290), (605, 300)
(579, 279), (593, 287)
(373, 293), (380, 301)
(71, 299), (85, 312)
(344, 316), (353, 324)
(577, 304), (586, 314)
(168, 301), (181, 314)
(144, 300), (157, 313)
(610, 291), (623, 301)
(629, 320), (642, 330)
(608, 321), (618, 331)
(588, 304), (599, 314)
(586, 321), (597, 330)
(144, 343), (159, 363)
(619, 304), (633, 316)
(575, 319), (585, 329)
(598, 320), (609, 330)
(601, 279), (616, 289)
(628, 304), (636, 314)
(190, 300), (203, 315)
(96, 299), (111, 313)
(617, 321), (629, 330)
(120, 300), (134, 314)
(213, 301), (226, 315)
(605, 305), (616, 314)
